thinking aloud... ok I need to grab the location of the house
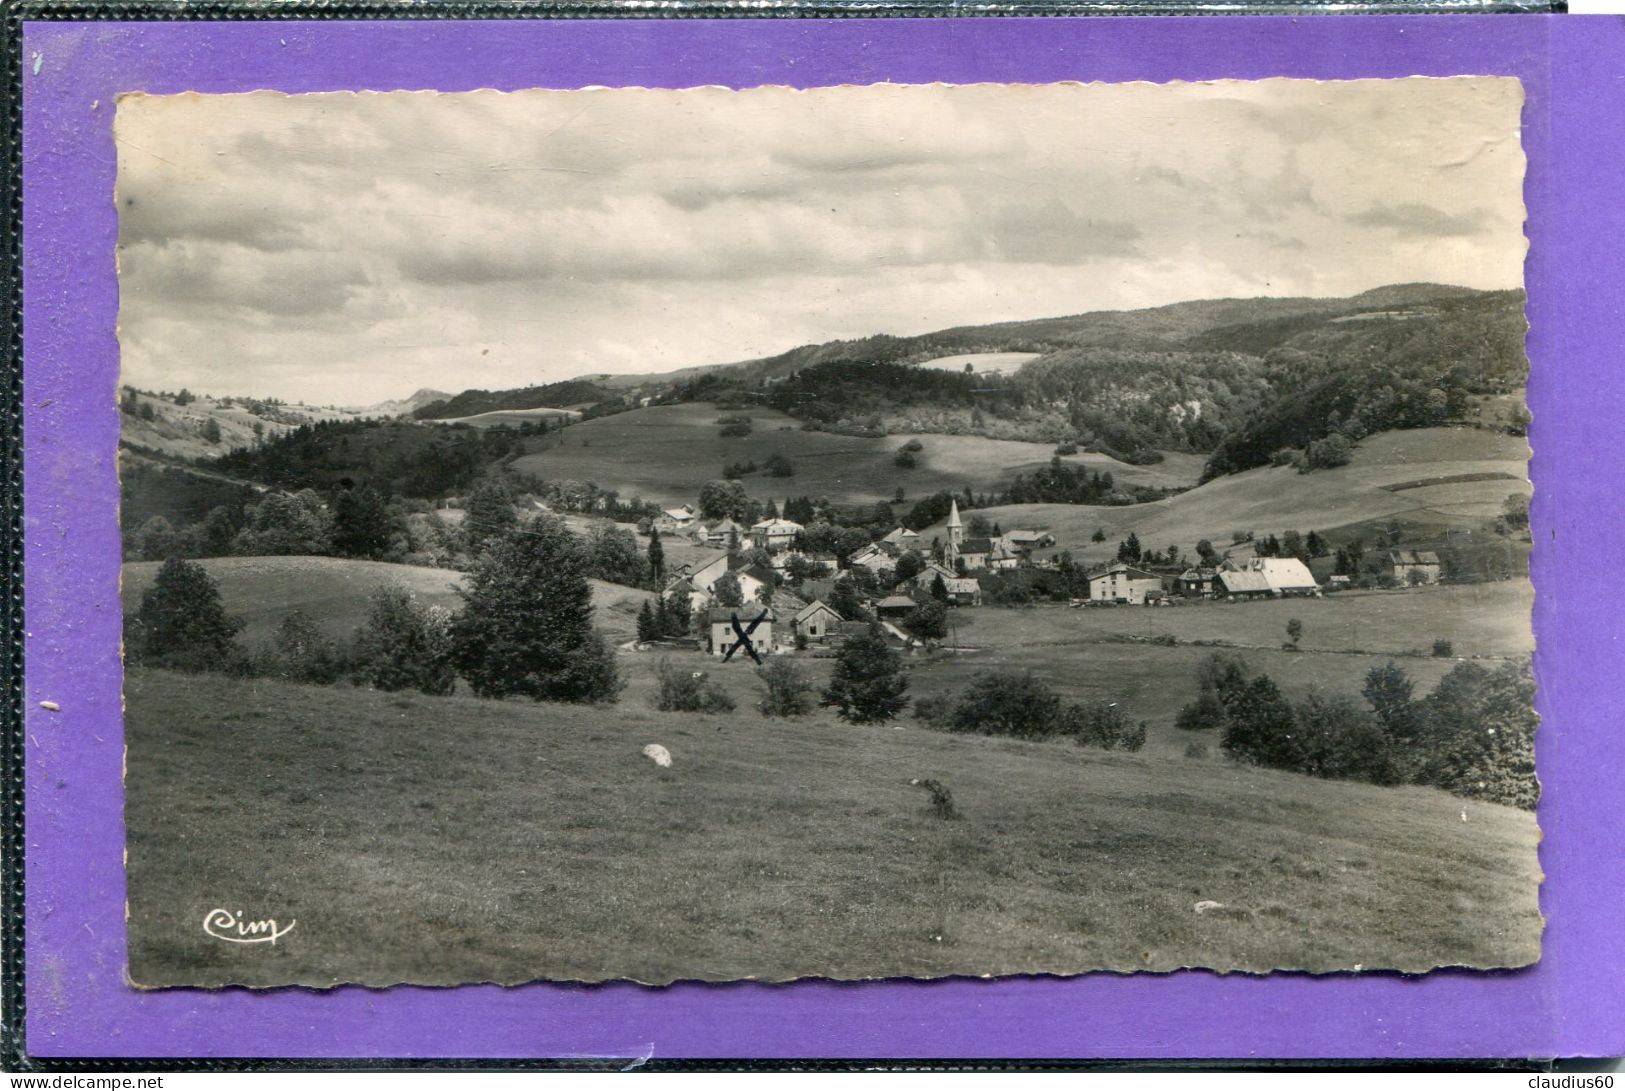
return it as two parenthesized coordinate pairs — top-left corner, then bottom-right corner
(880, 526), (920, 551)
(904, 560), (958, 593)
(791, 600), (843, 643)
(1383, 549), (1443, 585)
(1214, 567), (1273, 600)
(749, 516), (803, 553)
(875, 594), (920, 619)
(705, 518), (744, 549)
(1001, 529), (1055, 554)
(1175, 567), (1218, 599)
(706, 605), (776, 658)
(1088, 563), (1163, 605)
(688, 553), (772, 607)
(943, 577), (983, 606)
(847, 542), (894, 577)
(954, 537), (1019, 572)
(654, 505), (697, 534)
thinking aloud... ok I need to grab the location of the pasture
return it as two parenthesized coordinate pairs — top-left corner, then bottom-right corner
(507, 402), (1198, 507)
(124, 666), (1541, 986)
(918, 427), (1531, 567)
(914, 351), (1042, 375)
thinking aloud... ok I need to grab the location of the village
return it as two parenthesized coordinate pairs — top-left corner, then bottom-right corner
(645, 496), (1446, 659)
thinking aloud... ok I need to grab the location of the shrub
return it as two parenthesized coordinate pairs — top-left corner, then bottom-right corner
(1175, 690), (1227, 732)
(763, 453), (795, 478)
(942, 671), (1063, 738)
(894, 449), (918, 469)
(1303, 432), (1353, 470)
(352, 586), (456, 695)
(757, 658), (814, 717)
(1064, 701), (1147, 751)
(1270, 447), (1301, 467)
(913, 693), (955, 727)
(136, 515), (179, 561)
(1184, 742), (1210, 760)
(451, 514), (622, 703)
(125, 556), (244, 672)
(1432, 638), (1454, 658)
(719, 421), (752, 438)
(822, 626), (909, 724)
(910, 777), (959, 820)
(1055, 441), (1078, 456)
(901, 438), (924, 452)
(655, 658), (736, 713)
(1292, 692), (1402, 786)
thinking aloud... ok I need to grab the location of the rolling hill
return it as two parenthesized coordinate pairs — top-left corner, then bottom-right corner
(120, 556), (653, 647)
(507, 401), (1203, 507)
(119, 389), (371, 462)
(918, 427), (1530, 566)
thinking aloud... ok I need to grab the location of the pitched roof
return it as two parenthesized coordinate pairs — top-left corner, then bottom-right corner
(959, 537), (994, 553)
(876, 595), (918, 610)
(944, 578), (981, 594)
(708, 605), (776, 623)
(751, 517), (803, 532)
(947, 499), (963, 529)
(1254, 557), (1318, 590)
(1003, 529), (1049, 543)
(1386, 549), (1441, 565)
(1216, 569), (1273, 594)
(794, 600), (843, 624)
(1093, 564), (1160, 582)
(881, 526), (919, 544)
(661, 507), (696, 520)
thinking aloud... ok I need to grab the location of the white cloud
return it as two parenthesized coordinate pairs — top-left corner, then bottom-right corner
(114, 78), (1527, 405)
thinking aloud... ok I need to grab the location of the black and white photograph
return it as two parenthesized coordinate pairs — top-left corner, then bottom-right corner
(115, 79), (1537, 987)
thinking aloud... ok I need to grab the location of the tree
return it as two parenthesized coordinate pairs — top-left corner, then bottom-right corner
(698, 479), (748, 520)
(1195, 538), (1216, 565)
(894, 551), (924, 582)
(826, 579), (871, 623)
(201, 417), (222, 444)
(330, 485), (395, 560)
(647, 526), (665, 581)
(1116, 533), (1142, 564)
(1415, 659), (1537, 809)
(1281, 531), (1305, 562)
(352, 586), (456, 695)
(1286, 617), (1304, 647)
(463, 480), (517, 554)
(712, 570), (744, 608)
(1304, 432), (1353, 470)
(126, 556), (243, 671)
(1305, 530), (1327, 558)
(902, 598), (948, 641)
(198, 504), (245, 556)
(450, 515), (622, 703)
(174, 388), (194, 406)
(663, 586), (692, 636)
(940, 671), (1063, 738)
(930, 573), (949, 603)
(636, 599), (658, 642)
(822, 626), (908, 724)
(1091, 527), (1107, 543)
(136, 515), (178, 561)
(586, 522), (647, 586)
(1363, 660), (1421, 743)
(1220, 675), (1301, 770)
(764, 453), (795, 478)
(1293, 692), (1400, 785)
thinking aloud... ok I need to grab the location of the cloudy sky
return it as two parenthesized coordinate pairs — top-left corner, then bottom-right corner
(115, 78), (1525, 407)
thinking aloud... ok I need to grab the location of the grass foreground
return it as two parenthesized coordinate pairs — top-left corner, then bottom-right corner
(125, 666), (1541, 988)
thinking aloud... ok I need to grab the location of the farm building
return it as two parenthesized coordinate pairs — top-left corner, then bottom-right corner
(706, 606), (776, 659)
(876, 594), (920, 619)
(1001, 529), (1055, 554)
(1382, 549), (1443, 585)
(1089, 564), (1163, 605)
(704, 518), (744, 549)
(655, 505), (697, 533)
(1175, 567), (1218, 599)
(792, 600), (843, 643)
(749, 516), (803, 553)
(1216, 557), (1320, 599)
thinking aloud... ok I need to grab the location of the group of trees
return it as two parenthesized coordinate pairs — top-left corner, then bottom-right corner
(126, 512), (627, 705)
(914, 670), (1147, 752)
(1175, 652), (1537, 809)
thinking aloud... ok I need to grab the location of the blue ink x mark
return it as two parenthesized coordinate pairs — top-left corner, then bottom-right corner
(722, 609), (770, 664)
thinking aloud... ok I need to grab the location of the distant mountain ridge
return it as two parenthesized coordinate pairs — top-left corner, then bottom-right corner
(359, 388), (453, 418)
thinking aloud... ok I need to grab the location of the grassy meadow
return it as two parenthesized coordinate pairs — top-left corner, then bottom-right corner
(508, 402), (1201, 507)
(919, 427), (1530, 566)
(125, 666), (1541, 987)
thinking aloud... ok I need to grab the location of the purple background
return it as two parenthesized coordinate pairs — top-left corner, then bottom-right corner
(20, 15), (1623, 1060)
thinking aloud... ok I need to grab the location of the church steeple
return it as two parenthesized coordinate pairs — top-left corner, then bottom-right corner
(946, 498), (964, 566)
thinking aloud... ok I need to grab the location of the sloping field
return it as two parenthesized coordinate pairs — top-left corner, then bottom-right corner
(508, 402), (1196, 507)
(125, 667), (1540, 986)
(440, 407), (581, 428)
(120, 556), (651, 646)
(920, 428), (1530, 565)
